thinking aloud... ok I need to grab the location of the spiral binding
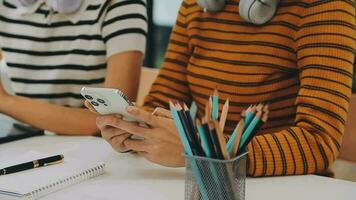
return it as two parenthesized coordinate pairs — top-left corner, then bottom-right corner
(25, 163), (105, 200)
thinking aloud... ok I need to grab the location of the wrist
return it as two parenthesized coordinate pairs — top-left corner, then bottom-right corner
(0, 94), (15, 113)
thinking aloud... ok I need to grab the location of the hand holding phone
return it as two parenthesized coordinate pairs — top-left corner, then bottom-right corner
(81, 87), (143, 124)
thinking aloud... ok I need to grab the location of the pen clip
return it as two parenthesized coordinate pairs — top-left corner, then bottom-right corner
(44, 159), (64, 166)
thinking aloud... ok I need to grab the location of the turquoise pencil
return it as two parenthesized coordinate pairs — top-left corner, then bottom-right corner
(169, 102), (210, 200)
(212, 89), (219, 121)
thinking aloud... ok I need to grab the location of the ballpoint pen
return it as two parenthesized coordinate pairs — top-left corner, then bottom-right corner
(0, 155), (64, 176)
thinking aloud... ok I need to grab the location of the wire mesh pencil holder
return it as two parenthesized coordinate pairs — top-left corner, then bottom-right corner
(185, 152), (247, 200)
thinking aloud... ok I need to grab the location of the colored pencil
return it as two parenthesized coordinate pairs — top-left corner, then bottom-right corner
(212, 89), (219, 120)
(231, 116), (245, 157)
(201, 119), (218, 159)
(169, 102), (210, 200)
(183, 104), (206, 157)
(176, 104), (205, 157)
(219, 99), (229, 132)
(226, 110), (245, 152)
(213, 120), (230, 160)
(207, 121), (224, 160)
(196, 119), (216, 158)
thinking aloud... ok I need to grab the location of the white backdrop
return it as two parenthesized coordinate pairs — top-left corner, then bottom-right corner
(153, 0), (183, 27)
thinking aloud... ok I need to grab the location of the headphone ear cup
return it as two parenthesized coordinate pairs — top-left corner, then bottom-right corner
(196, 0), (226, 12)
(46, 0), (82, 14)
(239, 0), (280, 25)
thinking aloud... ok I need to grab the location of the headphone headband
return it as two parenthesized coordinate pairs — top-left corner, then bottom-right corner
(196, 0), (280, 25)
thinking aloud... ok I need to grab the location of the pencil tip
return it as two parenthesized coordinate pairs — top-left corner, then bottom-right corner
(176, 103), (183, 110)
(256, 103), (264, 111)
(214, 87), (219, 96)
(196, 118), (201, 126)
(263, 104), (269, 112)
(183, 103), (189, 111)
(169, 101), (175, 110)
(262, 111), (269, 122)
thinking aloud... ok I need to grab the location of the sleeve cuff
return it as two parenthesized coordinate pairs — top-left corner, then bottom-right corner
(106, 33), (147, 59)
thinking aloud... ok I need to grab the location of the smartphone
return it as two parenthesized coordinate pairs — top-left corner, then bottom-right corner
(81, 87), (141, 123)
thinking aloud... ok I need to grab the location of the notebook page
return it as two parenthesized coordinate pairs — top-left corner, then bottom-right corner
(0, 151), (103, 195)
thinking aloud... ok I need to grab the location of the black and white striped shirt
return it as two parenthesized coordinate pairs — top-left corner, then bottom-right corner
(0, 0), (147, 107)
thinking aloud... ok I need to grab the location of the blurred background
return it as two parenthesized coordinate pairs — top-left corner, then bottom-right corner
(144, 0), (181, 69)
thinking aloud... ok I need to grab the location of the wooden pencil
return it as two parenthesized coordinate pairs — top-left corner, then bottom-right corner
(207, 121), (224, 159)
(219, 99), (229, 132)
(213, 120), (230, 160)
(238, 110), (264, 152)
(205, 97), (212, 122)
(231, 112), (246, 157)
(175, 103), (200, 156)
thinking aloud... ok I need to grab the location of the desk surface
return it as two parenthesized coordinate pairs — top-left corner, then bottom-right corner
(0, 136), (355, 200)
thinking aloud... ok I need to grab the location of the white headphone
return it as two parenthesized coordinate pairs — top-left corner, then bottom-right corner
(196, 0), (280, 25)
(11, 0), (82, 14)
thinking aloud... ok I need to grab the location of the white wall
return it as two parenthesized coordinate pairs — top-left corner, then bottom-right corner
(153, 0), (183, 27)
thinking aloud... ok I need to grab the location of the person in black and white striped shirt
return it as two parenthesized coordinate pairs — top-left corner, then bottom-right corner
(0, 0), (147, 135)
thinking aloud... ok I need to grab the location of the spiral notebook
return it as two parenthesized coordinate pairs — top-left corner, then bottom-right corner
(0, 152), (106, 200)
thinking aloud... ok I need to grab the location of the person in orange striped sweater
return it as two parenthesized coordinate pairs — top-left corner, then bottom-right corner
(95, 0), (355, 176)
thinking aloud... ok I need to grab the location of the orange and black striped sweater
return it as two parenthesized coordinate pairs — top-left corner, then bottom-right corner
(143, 0), (356, 177)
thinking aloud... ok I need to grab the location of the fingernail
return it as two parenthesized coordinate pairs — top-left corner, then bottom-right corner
(126, 106), (135, 113)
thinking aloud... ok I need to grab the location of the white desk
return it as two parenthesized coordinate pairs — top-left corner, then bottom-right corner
(0, 136), (355, 200)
